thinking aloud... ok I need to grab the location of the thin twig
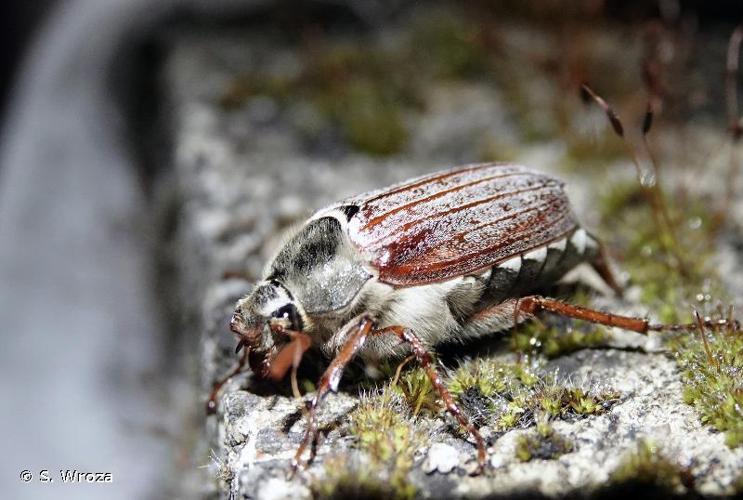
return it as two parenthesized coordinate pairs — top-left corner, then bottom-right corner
(693, 311), (719, 373)
(721, 25), (743, 227)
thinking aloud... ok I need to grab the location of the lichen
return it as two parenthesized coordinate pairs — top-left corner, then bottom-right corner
(514, 422), (574, 462)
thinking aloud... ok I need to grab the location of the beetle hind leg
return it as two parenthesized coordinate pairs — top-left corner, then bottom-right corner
(514, 296), (738, 334)
(589, 243), (624, 297)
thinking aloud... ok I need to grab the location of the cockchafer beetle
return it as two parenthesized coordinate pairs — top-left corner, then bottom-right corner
(207, 162), (733, 473)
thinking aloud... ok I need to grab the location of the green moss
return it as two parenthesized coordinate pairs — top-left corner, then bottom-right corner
(346, 388), (421, 499)
(328, 79), (410, 156)
(668, 325), (743, 448)
(409, 11), (489, 79)
(560, 128), (628, 170)
(217, 37), (419, 157)
(598, 177), (742, 448)
(312, 456), (410, 500)
(598, 180), (720, 322)
(449, 358), (538, 399)
(515, 423), (574, 462)
(447, 357), (620, 433)
(609, 440), (687, 493)
(392, 367), (439, 416)
(510, 320), (609, 358)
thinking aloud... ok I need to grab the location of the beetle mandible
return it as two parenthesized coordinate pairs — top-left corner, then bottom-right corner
(208, 162), (726, 473)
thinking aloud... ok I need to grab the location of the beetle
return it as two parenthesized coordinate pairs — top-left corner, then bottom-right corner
(208, 162), (728, 473)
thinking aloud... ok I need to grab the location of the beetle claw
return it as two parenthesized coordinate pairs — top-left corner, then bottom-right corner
(235, 339), (245, 354)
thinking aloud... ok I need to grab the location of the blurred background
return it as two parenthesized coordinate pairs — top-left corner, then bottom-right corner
(1, 1), (742, 499)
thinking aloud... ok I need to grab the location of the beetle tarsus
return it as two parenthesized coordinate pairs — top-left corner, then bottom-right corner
(206, 346), (249, 415)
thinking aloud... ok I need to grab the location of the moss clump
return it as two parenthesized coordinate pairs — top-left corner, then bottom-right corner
(311, 456), (407, 500)
(218, 37), (419, 157)
(609, 440), (688, 493)
(408, 10), (489, 79)
(538, 384), (621, 420)
(346, 388), (421, 499)
(392, 367), (439, 417)
(595, 160), (743, 448)
(515, 422), (574, 462)
(449, 358), (538, 398)
(216, 7), (493, 158)
(448, 358), (620, 433)
(598, 180), (720, 323)
(509, 320), (608, 359)
(668, 324), (743, 448)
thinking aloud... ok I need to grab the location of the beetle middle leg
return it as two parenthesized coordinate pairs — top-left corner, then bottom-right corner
(292, 320), (487, 475)
(374, 325), (488, 474)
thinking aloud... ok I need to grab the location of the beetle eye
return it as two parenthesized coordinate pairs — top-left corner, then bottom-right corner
(272, 303), (303, 331)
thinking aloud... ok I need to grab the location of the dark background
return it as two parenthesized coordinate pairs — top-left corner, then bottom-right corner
(2, 0), (743, 127)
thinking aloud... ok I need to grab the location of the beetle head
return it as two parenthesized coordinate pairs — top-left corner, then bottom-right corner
(230, 280), (307, 374)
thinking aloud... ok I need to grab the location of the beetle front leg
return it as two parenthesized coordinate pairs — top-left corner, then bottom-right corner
(375, 325), (488, 474)
(291, 314), (374, 473)
(206, 347), (249, 414)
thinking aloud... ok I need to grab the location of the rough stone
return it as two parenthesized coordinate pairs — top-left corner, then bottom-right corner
(424, 443), (461, 475)
(162, 18), (743, 500)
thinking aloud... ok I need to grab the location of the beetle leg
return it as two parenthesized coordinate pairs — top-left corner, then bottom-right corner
(291, 314), (374, 474)
(206, 346), (249, 415)
(515, 296), (739, 333)
(375, 325), (488, 474)
(515, 295), (650, 333)
(591, 244), (624, 297)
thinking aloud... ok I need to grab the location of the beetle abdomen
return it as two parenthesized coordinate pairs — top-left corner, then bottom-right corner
(483, 227), (599, 302)
(346, 163), (578, 286)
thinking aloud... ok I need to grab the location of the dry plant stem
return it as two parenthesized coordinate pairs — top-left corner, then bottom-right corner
(693, 311), (720, 372)
(581, 83), (685, 273)
(726, 26), (743, 135)
(621, 121), (684, 274)
(722, 25), (743, 227)
(391, 354), (415, 387)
